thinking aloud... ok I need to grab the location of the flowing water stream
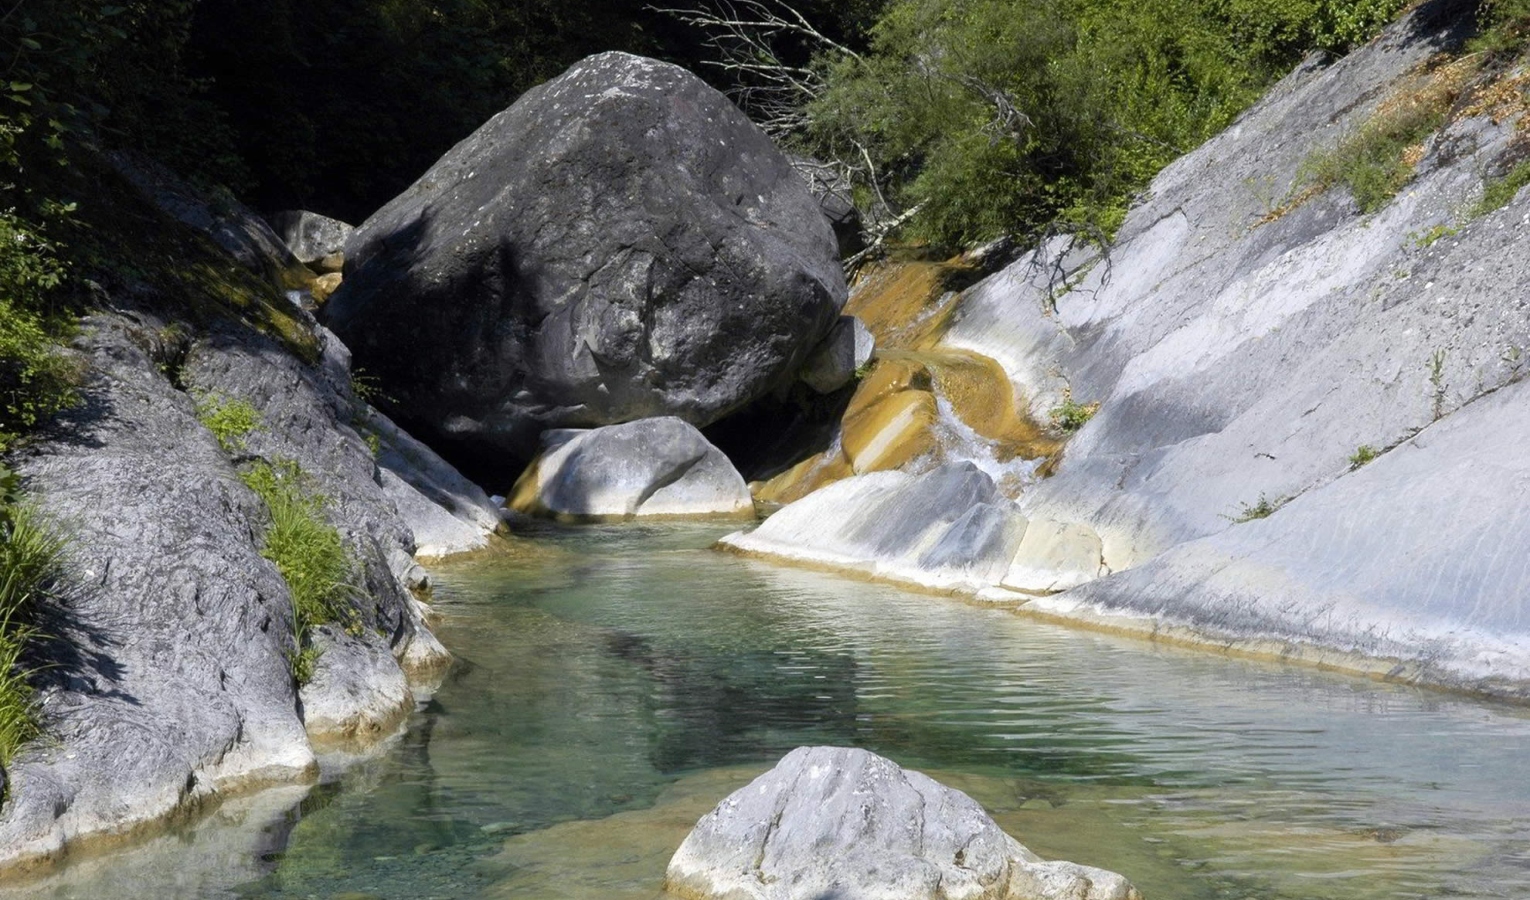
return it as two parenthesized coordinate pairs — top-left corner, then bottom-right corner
(19, 523), (1530, 899)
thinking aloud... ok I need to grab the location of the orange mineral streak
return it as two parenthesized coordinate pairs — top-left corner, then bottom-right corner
(753, 253), (1061, 504)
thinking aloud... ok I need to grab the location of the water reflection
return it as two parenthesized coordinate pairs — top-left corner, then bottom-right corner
(8, 522), (1530, 899)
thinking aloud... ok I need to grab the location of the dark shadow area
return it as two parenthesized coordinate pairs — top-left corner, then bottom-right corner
(704, 379), (856, 483)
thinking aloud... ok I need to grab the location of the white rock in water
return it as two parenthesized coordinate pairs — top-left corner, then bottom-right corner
(509, 416), (753, 521)
(666, 746), (1141, 900)
(724, 463), (1033, 593)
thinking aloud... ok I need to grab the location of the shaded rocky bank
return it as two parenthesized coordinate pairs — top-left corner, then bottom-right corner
(0, 153), (501, 874)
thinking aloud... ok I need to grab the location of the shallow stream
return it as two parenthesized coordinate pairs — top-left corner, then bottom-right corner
(21, 524), (1530, 899)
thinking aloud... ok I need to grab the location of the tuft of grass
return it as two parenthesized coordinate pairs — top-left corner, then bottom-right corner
(1409, 223), (1460, 248)
(1428, 348), (1448, 420)
(1228, 493), (1286, 523)
(1049, 392), (1100, 434)
(195, 393), (261, 454)
(239, 460), (356, 684)
(0, 493), (65, 765)
(1349, 445), (1380, 469)
(1298, 61), (1474, 214)
(1472, 158), (1530, 218)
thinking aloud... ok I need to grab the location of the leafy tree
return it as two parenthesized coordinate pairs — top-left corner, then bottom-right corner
(792, 0), (1412, 249)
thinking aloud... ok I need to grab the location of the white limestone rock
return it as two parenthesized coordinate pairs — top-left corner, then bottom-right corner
(510, 417), (753, 521)
(666, 746), (1141, 900)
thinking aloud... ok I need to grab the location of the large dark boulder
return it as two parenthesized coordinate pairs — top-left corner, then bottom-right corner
(323, 52), (847, 469)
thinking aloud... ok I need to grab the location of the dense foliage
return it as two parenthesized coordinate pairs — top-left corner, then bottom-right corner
(799, 0), (1413, 248)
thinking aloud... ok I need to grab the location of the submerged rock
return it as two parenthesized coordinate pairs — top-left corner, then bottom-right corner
(325, 51), (846, 466)
(666, 746), (1140, 900)
(508, 417), (753, 521)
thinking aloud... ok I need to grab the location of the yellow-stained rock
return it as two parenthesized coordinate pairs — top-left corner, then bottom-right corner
(845, 256), (974, 351)
(846, 355), (933, 419)
(311, 272), (344, 304)
(842, 390), (938, 474)
(753, 451), (855, 507)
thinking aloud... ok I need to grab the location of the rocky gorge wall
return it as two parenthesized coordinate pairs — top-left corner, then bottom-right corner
(0, 158), (502, 874)
(728, 0), (1530, 699)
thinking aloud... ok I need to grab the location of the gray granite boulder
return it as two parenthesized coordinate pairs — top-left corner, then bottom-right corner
(801, 315), (875, 394)
(108, 151), (311, 290)
(509, 417), (752, 521)
(267, 210), (354, 267)
(666, 746), (1140, 900)
(324, 52), (847, 464)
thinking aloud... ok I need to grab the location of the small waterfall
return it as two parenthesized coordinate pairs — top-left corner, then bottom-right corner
(929, 387), (1046, 496)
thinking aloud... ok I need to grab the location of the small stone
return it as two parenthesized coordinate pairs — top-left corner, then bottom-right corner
(480, 821), (519, 835)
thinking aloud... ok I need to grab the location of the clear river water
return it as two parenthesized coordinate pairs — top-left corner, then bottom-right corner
(17, 523), (1530, 899)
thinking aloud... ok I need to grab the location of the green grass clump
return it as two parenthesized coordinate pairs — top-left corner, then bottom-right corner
(194, 393), (261, 454)
(1229, 493), (1286, 523)
(1472, 158), (1530, 218)
(1049, 394), (1100, 434)
(239, 460), (355, 684)
(1349, 445), (1380, 469)
(1301, 93), (1452, 214)
(0, 471), (65, 765)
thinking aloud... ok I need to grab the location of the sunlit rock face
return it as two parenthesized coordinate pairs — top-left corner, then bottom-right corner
(724, 463), (1107, 595)
(509, 417), (753, 522)
(325, 51), (846, 470)
(666, 746), (1142, 900)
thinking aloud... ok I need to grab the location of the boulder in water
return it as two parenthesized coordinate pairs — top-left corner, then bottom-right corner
(722, 462), (1028, 592)
(324, 52), (847, 466)
(508, 417), (753, 521)
(666, 746), (1141, 900)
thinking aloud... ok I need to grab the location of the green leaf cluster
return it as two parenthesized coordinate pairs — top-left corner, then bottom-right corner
(804, 0), (1410, 249)
(194, 393), (261, 454)
(0, 210), (79, 443)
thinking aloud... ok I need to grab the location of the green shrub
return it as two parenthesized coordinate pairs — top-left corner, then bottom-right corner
(798, 0), (1413, 250)
(1048, 394), (1099, 433)
(239, 460), (355, 684)
(194, 393), (261, 454)
(0, 497), (65, 765)
(0, 211), (79, 440)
